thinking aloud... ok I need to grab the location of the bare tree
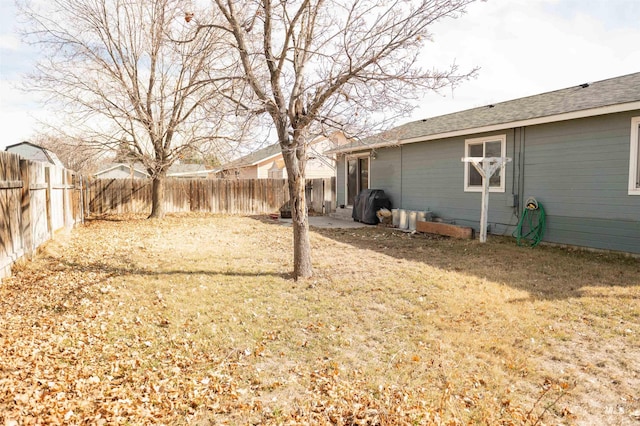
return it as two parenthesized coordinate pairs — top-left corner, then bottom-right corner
(20, 0), (243, 218)
(192, 0), (478, 279)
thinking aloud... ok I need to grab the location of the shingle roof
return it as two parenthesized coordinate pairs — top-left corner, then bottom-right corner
(5, 141), (65, 167)
(219, 142), (282, 171)
(168, 163), (206, 174)
(330, 71), (640, 153)
(96, 162), (210, 177)
(95, 163), (149, 177)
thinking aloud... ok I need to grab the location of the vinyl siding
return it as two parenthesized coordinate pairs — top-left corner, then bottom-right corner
(544, 216), (639, 253)
(339, 111), (640, 253)
(370, 147), (402, 207)
(523, 111), (640, 253)
(369, 132), (518, 235)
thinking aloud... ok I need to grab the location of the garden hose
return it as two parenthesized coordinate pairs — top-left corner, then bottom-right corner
(513, 198), (546, 247)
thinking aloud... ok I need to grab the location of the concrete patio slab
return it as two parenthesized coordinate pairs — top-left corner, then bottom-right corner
(276, 215), (370, 229)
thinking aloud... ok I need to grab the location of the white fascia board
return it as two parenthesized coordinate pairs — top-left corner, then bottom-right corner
(96, 165), (146, 177)
(168, 169), (214, 177)
(95, 163), (150, 177)
(329, 101), (640, 154)
(94, 166), (119, 175)
(400, 102), (640, 145)
(328, 140), (400, 156)
(254, 138), (325, 165)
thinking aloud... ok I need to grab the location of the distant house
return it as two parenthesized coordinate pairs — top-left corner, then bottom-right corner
(93, 162), (212, 179)
(5, 141), (64, 167)
(327, 72), (640, 254)
(94, 163), (150, 179)
(216, 132), (349, 179)
(166, 163), (211, 179)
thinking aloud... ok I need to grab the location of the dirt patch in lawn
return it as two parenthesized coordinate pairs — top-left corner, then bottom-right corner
(1, 214), (638, 425)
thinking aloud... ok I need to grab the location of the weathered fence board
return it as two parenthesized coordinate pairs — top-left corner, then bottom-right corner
(1, 151), (84, 279)
(28, 161), (50, 252)
(1, 152), (22, 277)
(2, 163), (335, 279)
(86, 177), (335, 217)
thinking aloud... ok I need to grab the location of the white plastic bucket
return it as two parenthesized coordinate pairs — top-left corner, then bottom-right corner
(408, 210), (418, 231)
(398, 209), (408, 229)
(391, 209), (400, 227)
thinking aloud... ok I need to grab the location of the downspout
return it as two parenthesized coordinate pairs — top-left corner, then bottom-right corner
(399, 146), (403, 208)
(512, 128), (517, 205)
(518, 127), (526, 218)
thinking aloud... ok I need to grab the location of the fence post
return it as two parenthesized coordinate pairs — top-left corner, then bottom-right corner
(79, 174), (85, 223)
(45, 166), (53, 239)
(63, 169), (71, 229)
(84, 177), (89, 217)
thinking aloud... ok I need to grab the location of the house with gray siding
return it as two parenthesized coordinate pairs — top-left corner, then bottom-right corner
(328, 72), (640, 254)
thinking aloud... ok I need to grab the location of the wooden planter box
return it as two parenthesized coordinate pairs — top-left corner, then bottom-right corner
(416, 220), (474, 239)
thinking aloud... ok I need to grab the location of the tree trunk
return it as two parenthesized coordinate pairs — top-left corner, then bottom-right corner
(281, 139), (313, 280)
(148, 175), (165, 219)
(289, 172), (313, 280)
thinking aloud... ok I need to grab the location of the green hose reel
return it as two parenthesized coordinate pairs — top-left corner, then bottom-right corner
(525, 197), (538, 210)
(514, 197), (546, 247)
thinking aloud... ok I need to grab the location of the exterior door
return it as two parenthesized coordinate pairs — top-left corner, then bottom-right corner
(347, 156), (369, 206)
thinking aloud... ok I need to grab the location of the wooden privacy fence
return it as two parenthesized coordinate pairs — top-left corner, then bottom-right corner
(0, 151), (84, 278)
(1, 164), (335, 278)
(88, 177), (336, 216)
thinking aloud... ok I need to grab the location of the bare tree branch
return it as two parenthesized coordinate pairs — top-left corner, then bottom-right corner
(194, 0), (479, 279)
(19, 0), (245, 218)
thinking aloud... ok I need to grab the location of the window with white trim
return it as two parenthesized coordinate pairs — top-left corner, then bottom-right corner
(464, 135), (507, 192)
(629, 116), (640, 195)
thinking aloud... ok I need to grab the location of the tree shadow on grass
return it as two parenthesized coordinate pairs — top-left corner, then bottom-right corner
(32, 258), (292, 313)
(57, 258), (291, 280)
(312, 226), (640, 301)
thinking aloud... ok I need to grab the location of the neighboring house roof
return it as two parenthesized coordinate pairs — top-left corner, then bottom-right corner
(167, 163), (209, 177)
(4, 141), (65, 167)
(218, 143), (283, 172)
(329, 71), (640, 154)
(94, 162), (212, 178)
(219, 132), (348, 172)
(94, 163), (150, 178)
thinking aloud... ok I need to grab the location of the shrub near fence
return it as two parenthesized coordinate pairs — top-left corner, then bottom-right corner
(0, 151), (84, 279)
(88, 177), (336, 216)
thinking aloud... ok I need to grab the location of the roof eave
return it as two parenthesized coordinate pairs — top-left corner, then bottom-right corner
(252, 152), (281, 166)
(222, 152), (283, 170)
(222, 136), (334, 169)
(94, 164), (149, 177)
(168, 170), (214, 176)
(325, 139), (400, 155)
(328, 100), (640, 155)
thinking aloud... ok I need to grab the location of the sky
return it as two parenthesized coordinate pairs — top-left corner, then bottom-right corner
(0, 0), (639, 150)
(409, 0), (640, 121)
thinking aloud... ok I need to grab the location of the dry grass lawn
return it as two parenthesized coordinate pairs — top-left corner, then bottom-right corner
(0, 214), (638, 425)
